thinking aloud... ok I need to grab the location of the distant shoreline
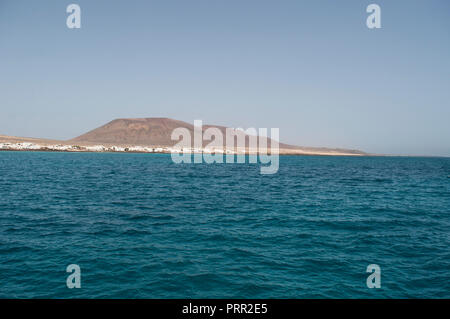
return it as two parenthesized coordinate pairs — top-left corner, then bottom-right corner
(0, 128), (367, 157)
(0, 148), (450, 158)
(0, 145), (364, 156)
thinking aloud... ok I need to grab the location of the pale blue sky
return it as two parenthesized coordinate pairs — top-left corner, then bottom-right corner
(0, 0), (449, 156)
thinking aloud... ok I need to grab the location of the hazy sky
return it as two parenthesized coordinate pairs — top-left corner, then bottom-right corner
(0, 0), (449, 156)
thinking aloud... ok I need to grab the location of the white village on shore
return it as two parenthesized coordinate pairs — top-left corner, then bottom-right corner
(0, 142), (244, 154)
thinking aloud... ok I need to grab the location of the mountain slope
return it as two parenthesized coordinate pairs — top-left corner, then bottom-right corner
(70, 118), (194, 146)
(69, 118), (366, 155)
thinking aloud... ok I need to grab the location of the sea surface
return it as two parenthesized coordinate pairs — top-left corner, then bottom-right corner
(0, 151), (449, 298)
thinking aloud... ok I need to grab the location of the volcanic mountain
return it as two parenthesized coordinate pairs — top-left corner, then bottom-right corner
(69, 118), (366, 155)
(71, 118), (196, 146)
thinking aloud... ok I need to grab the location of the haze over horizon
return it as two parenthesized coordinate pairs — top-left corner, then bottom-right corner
(1, 0), (449, 156)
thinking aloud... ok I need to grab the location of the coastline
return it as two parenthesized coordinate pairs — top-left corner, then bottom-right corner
(0, 142), (364, 156)
(0, 134), (367, 156)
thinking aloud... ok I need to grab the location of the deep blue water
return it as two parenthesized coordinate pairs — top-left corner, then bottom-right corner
(0, 151), (449, 298)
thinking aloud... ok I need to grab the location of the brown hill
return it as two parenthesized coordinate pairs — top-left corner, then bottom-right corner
(69, 118), (366, 155)
(71, 118), (193, 146)
(70, 118), (283, 148)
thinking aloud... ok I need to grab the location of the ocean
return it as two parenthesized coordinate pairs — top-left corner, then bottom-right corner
(0, 151), (449, 298)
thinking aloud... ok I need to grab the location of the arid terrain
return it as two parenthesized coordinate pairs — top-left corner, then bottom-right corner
(0, 118), (367, 155)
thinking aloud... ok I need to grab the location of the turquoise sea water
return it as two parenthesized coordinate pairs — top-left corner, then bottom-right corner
(0, 151), (449, 298)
